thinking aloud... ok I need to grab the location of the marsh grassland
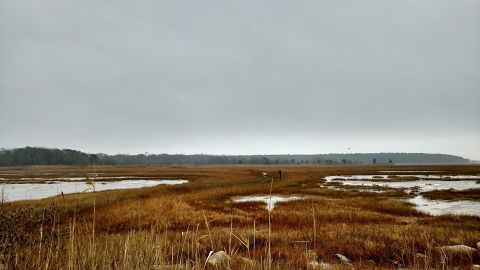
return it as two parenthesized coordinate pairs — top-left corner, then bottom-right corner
(1, 165), (480, 269)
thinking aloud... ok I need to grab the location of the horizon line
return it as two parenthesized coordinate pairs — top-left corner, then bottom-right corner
(0, 146), (472, 160)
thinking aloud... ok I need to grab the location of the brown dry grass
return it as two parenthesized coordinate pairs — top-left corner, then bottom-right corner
(422, 189), (480, 201)
(0, 164), (480, 269)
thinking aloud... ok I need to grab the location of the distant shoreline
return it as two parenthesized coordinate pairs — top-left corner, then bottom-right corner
(0, 147), (472, 166)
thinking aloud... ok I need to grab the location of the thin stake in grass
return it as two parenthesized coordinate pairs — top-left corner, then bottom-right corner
(268, 175), (274, 270)
(84, 173), (96, 260)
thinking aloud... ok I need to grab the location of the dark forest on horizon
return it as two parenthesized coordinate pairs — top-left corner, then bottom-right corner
(0, 147), (472, 166)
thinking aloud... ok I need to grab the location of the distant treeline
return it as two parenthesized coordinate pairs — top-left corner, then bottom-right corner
(0, 147), (96, 166)
(0, 147), (471, 166)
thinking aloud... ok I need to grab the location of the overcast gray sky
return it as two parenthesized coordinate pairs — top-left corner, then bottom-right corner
(1, 0), (479, 159)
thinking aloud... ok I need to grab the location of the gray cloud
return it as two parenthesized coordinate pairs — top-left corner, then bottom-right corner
(1, 0), (479, 159)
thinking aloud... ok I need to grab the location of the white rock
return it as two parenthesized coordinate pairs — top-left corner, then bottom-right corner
(471, 265), (480, 270)
(436, 245), (477, 255)
(335, 254), (352, 265)
(206, 251), (230, 267)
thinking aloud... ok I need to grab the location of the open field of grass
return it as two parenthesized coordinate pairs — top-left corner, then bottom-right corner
(1, 164), (480, 269)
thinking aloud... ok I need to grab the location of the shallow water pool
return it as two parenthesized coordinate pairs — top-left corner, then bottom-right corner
(408, 196), (480, 217)
(324, 175), (480, 192)
(233, 195), (304, 211)
(0, 179), (188, 202)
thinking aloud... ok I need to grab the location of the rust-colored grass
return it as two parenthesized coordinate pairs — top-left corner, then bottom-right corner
(422, 189), (480, 201)
(1, 164), (479, 269)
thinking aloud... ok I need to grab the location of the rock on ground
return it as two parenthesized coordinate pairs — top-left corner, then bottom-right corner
(335, 254), (352, 265)
(436, 245), (477, 256)
(206, 251), (230, 268)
